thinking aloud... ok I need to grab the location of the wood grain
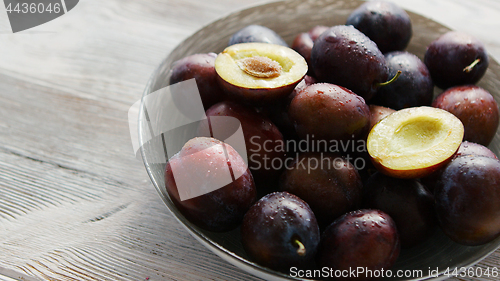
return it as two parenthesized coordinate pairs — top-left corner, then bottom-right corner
(0, 0), (499, 280)
(0, 0), (264, 280)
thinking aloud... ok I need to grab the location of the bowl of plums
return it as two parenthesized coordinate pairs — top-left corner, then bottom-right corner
(138, 0), (500, 280)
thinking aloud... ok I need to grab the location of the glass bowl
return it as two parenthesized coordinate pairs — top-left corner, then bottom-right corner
(138, 0), (500, 280)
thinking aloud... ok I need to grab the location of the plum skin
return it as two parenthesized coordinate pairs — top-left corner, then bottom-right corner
(229, 25), (287, 46)
(216, 74), (302, 105)
(363, 172), (437, 248)
(420, 141), (498, 192)
(453, 141), (498, 160)
(165, 137), (256, 232)
(241, 191), (320, 271)
(316, 209), (400, 281)
(288, 83), (371, 142)
(435, 156), (500, 246)
(292, 33), (313, 63)
(346, 0), (412, 53)
(280, 153), (363, 227)
(372, 51), (434, 110)
(310, 25), (388, 101)
(264, 75), (316, 141)
(432, 85), (499, 146)
(169, 53), (226, 110)
(369, 105), (395, 130)
(424, 31), (489, 89)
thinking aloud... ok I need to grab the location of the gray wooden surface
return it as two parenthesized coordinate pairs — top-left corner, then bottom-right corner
(0, 0), (499, 280)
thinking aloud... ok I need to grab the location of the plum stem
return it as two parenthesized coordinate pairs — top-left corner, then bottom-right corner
(376, 70), (402, 87)
(463, 58), (481, 73)
(293, 238), (306, 256)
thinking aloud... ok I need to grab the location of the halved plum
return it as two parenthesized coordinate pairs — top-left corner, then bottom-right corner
(367, 106), (464, 178)
(215, 43), (308, 105)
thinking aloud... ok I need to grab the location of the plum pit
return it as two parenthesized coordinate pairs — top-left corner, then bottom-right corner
(236, 56), (282, 78)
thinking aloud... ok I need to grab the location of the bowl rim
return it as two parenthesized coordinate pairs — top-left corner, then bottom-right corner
(138, 0), (500, 280)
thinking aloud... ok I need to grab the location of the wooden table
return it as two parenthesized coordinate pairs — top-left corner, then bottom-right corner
(0, 0), (499, 280)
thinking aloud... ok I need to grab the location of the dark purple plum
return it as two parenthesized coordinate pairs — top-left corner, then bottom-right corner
(228, 25), (287, 46)
(432, 85), (499, 146)
(198, 101), (285, 188)
(420, 141), (498, 192)
(435, 156), (500, 246)
(241, 191), (320, 271)
(317, 209), (400, 280)
(424, 31), (489, 89)
(311, 25), (389, 100)
(169, 53), (226, 110)
(165, 137), (256, 232)
(280, 153), (363, 226)
(372, 51), (434, 109)
(363, 172), (437, 248)
(346, 1), (412, 53)
(288, 83), (371, 142)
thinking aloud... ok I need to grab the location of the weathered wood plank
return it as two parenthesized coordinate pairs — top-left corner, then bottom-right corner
(0, 0), (263, 280)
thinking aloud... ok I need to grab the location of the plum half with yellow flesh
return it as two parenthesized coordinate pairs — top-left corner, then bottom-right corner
(367, 106), (464, 178)
(215, 43), (308, 105)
